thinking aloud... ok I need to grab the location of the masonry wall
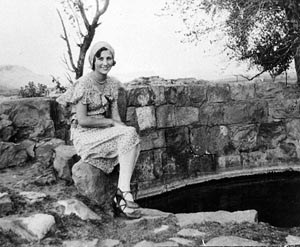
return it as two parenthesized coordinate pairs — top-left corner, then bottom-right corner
(1, 77), (300, 198)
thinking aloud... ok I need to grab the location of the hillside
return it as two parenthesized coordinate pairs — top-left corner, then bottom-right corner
(0, 65), (53, 90)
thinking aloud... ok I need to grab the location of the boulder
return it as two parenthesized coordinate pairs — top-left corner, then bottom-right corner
(0, 97), (55, 141)
(72, 160), (118, 207)
(53, 145), (79, 182)
(0, 141), (27, 169)
(0, 115), (14, 141)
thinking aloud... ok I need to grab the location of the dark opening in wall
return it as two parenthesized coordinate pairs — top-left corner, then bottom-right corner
(137, 171), (300, 227)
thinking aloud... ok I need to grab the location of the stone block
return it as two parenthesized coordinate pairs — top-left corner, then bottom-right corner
(189, 85), (207, 104)
(199, 103), (224, 125)
(257, 122), (286, 149)
(255, 81), (285, 99)
(224, 101), (268, 124)
(191, 126), (233, 155)
(151, 85), (166, 105)
(269, 99), (300, 120)
(136, 106), (156, 130)
(286, 119), (300, 140)
(175, 107), (199, 126)
(230, 82), (255, 101)
(140, 130), (165, 151)
(0, 141), (27, 169)
(127, 86), (155, 106)
(133, 151), (156, 182)
(156, 105), (175, 128)
(218, 155), (242, 169)
(72, 160), (118, 206)
(230, 124), (259, 152)
(165, 127), (189, 154)
(187, 154), (217, 176)
(165, 86), (190, 105)
(207, 84), (231, 103)
(53, 145), (80, 182)
(241, 151), (269, 168)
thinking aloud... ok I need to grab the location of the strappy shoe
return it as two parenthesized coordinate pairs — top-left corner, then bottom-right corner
(113, 188), (141, 219)
(116, 188), (140, 209)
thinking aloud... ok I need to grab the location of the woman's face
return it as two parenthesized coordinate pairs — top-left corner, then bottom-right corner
(94, 50), (114, 74)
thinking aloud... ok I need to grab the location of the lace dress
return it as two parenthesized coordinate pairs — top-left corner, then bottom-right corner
(56, 73), (140, 174)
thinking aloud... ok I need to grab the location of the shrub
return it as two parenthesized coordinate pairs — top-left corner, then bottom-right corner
(19, 81), (48, 98)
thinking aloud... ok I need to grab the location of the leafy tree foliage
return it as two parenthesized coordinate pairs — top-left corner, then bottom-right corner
(163, 0), (300, 83)
(57, 0), (110, 80)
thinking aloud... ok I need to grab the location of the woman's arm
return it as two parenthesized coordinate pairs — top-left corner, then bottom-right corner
(76, 102), (114, 128)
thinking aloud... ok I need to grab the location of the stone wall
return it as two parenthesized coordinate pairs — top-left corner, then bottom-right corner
(2, 77), (300, 198)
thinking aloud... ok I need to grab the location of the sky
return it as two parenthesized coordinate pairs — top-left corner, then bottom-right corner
(0, 0), (269, 84)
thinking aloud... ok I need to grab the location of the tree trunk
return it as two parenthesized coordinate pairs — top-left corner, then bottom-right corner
(295, 46), (300, 85)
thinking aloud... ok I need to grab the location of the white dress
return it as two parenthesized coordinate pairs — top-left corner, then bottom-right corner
(57, 73), (140, 174)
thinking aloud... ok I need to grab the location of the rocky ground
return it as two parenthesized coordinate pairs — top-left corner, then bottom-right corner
(1, 162), (300, 247)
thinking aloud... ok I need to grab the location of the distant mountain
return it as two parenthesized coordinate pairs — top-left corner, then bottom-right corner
(0, 65), (53, 90)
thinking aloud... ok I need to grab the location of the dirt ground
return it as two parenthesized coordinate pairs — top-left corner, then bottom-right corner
(1, 163), (300, 246)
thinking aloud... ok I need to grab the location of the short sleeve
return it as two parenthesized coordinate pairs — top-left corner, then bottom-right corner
(56, 77), (93, 106)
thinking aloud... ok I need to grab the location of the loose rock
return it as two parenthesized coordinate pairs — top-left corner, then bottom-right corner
(286, 235), (300, 245)
(53, 144), (79, 182)
(177, 228), (206, 238)
(19, 191), (47, 204)
(169, 237), (194, 246)
(62, 239), (100, 247)
(153, 225), (169, 234)
(0, 141), (27, 169)
(205, 236), (265, 246)
(57, 198), (101, 220)
(0, 213), (55, 241)
(100, 239), (121, 247)
(176, 210), (257, 227)
(0, 192), (13, 215)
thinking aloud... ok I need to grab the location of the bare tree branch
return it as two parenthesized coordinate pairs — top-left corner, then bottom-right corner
(57, 9), (77, 73)
(239, 69), (268, 81)
(92, 0), (109, 26)
(65, 0), (85, 38)
(77, 0), (90, 30)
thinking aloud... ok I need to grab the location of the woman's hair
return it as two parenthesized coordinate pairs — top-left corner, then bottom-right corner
(92, 47), (116, 70)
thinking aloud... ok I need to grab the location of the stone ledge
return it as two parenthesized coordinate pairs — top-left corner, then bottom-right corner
(136, 164), (300, 199)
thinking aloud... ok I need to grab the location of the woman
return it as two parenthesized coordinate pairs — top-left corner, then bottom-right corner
(57, 41), (141, 219)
